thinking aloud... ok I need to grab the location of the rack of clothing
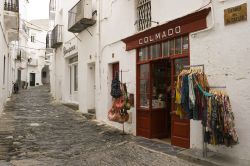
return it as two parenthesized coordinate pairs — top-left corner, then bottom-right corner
(175, 64), (238, 157)
(108, 70), (131, 134)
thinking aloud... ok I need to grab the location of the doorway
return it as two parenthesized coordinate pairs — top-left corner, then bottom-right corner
(151, 59), (172, 139)
(87, 63), (96, 114)
(136, 35), (190, 148)
(30, 73), (36, 86)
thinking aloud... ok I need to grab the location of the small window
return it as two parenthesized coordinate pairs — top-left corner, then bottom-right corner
(150, 44), (161, 59)
(31, 35), (35, 42)
(139, 47), (149, 62)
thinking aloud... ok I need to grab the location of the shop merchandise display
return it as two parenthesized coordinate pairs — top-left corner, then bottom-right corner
(110, 74), (122, 99)
(175, 68), (238, 147)
(108, 82), (130, 123)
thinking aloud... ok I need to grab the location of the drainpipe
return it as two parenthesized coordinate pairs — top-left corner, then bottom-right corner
(97, 0), (101, 91)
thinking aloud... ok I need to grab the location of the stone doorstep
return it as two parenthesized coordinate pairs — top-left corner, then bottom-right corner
(62, 102), (79, 111)
(177, 148), (250, 166)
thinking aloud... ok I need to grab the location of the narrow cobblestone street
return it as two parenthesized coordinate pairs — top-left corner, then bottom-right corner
(0, 86), (198, 166)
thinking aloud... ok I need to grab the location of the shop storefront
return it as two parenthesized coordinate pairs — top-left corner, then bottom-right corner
(64, 40), (79, 104)
(122, 8), (211, 148)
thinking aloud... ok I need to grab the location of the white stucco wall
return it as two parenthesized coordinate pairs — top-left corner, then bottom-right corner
(0, 0), (16, 113)
(189, 0), (250, 160)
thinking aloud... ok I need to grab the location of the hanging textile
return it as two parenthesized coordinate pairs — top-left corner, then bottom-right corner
(110, 74), (122, 99)
(175, 69), (209, 120)
(108, 83), (130, 123)
(175, 68), (238, 147)
(204, 90), (238, 147)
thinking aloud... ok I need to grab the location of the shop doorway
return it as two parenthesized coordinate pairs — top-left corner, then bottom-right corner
(151, 59), (172, 139)
(29, 73), (36, 86)
(136, 36), (190, 148)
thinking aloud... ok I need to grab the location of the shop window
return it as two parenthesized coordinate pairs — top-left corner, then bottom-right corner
(175, 37), (182, 54)
(31, 35), (35, 42)
(150, 43), (161, 59)
(169, 39), (175, 55)
(182, 36), (189, 55)
(139, 47), (149, 62)
(137, 0), (151, 31)
(139, 64), (150, 108)
(162, 41), (169, 57)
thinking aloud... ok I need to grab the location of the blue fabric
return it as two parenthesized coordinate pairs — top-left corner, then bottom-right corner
(181, 75), (191, 117)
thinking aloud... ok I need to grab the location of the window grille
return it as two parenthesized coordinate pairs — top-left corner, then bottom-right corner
(137, 0), (151, 31)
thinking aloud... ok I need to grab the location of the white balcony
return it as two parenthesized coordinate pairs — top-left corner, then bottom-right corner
(28, 59), (38, 66)
(68, 0), (96, 33)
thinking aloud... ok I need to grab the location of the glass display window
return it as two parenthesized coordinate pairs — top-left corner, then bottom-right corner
(139, 47), (149, 62)
(139, 64), (150, 108)
(162, 41), (170, 57)
(150, 43), (161, 59)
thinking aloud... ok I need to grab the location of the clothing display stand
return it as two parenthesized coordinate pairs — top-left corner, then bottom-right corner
(120, 69), (129, 135)
(183, 64), (207, 157)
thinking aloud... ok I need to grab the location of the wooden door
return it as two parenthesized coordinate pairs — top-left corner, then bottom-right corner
(30, 73), (36, 86)
(171, 58), (190, 148)
(112, 63), (119, 79)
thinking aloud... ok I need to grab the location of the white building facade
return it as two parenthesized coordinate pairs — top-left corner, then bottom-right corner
(49, 0), (250, 161)
(0, 0), (21, 113)
(25, 19), (51, 87)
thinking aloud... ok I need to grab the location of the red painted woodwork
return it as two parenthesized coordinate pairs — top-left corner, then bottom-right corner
(122, 8), (211, 51)
(171, 115), (190, 148)
(133, 7), (209, 149)
(171, 57), (190, 148)
(112, 62), (119, 79)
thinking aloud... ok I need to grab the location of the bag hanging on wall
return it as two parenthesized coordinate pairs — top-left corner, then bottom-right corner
(110, 74), (122, 99)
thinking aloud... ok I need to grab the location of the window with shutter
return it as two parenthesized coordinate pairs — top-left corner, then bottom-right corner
(137, 0), (151, 31)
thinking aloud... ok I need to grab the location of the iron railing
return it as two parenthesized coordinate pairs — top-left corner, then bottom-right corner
(68, 0), (96, 33)
(4, 0), (19, 12)
(51, 25), (63, 48)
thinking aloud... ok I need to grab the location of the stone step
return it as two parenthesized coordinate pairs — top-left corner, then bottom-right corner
(62, 103), (79, 111)
(82, 113), (96, 120)
(88, 109), (96, 114)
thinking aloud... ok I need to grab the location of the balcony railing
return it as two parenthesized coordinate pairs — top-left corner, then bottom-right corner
(68, 0), (96, 33)
(51, 25), (63, 48)
(4, 0), (19, 12)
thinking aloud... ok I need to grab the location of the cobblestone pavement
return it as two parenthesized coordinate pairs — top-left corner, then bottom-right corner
(0, 86), (199, 166)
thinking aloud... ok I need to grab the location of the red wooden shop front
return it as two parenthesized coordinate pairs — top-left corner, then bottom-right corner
(122, 8), (211, 148)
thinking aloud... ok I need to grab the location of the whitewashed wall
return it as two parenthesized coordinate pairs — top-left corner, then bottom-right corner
(190, 0), (250, 160)
(0, 0), (13, 114)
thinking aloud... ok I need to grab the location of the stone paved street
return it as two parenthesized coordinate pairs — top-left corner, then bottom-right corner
(0, 86), (198, 166)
